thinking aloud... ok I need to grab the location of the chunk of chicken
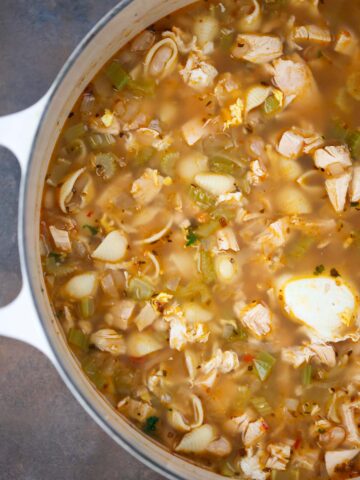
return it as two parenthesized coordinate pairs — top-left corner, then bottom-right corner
(90, 328), (126, 356)
(325, 172), (351, 212)
(282, 344), (336, 368)
(241, 302), (271, 337)
(266, 443), (291, 471)
(168, 316), (209, 351)
(273, 58), (310, 97)
(180, 52), (218, 90)
(350, 165), (360, 203)
(131, 168), (164, 205)
(340, 401), (360, 446)
(277, 130), (304, 158)
(244, 419), (267, 447)
(232, 34), (283, 64)
(216, 227), (240, 251)
(325, 449), (360, 477)
(240, 447), (267, 480)
(206, 436), (232, 457)
(314, 145), (352, 170)
(255, 217), (289, 254)
(117, 396), (155, 422)
(293, 25), (331, 44)
(201, 348), (239, 375)
(181, 117), (211, 146)
(49, 226), (72, 252)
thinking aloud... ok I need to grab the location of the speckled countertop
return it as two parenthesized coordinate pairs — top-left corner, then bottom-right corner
(0, 2), (163, 478)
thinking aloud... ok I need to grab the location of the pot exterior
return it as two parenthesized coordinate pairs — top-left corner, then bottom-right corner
(21, 1), (224, 479)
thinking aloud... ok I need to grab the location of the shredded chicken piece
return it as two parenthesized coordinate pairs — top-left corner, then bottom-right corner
(206, 436), (232, 457)
(49, 225), (72, 252)
(168, 316), (209, 351)
(272, 58), (310, 98)
(201, 348), (239, 375)
(266, 443), (291, 470)
(180, 52), (218, 90)
(244, 419), (267, 447)
(325, 172), (351, 212)
(277, 130), (304, 158)
(117, 396), (155, 422)
(282, 344), (336, 368)
(293, 25), (331, 44)
(131, 168), (164, 205)
(90, 328), (126, 356)
(240, 448), (267, 480)
(232, 34), (283, 64)
(255, 217), (289, 254)
(216, 227), (240, 251)
(314, 145), (352, 170)
(237, 302), (272, 337)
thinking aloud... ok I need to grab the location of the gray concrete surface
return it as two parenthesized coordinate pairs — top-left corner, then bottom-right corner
(0, 1), (163, 479)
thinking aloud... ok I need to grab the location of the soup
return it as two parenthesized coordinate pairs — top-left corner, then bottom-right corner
(40, 0), (360, 477)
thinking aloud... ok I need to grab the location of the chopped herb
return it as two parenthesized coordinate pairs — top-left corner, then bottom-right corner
(49, 251), (63, 262)
(314, 264), (325, 275)
(143, 415), (159, 434)
(318, 428), (326, 434)
(83, 224), (99, 235)
(185, 227), (198, 246)
(351, 201), (359, 207)
(229, 326), (248, 342)
(330, 268), (340, 277)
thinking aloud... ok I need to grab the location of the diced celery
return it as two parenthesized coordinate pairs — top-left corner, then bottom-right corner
(68, 327), (89, 352)
(219, 30), (235, 51)
(87, 133), (116, 150)
(82, 355), (107, 389)
(113, 363), (135, 396)
(253, 351), (276, 381)
(176, 281), (211, 303)
(263, 94), (281, 115)
(189, 185), (216, 209)
(196, 220), (220, 238)
(347, 129), (360, 160)
(67, 138), (87, 160)
(64, 122), (87, 143)
(93, 152), (118, 180)
(128, 78), (155, 96)
(79, 297), (95, 318)
(160, 151), (179, 176)
(106, 61), (130, 91)
(127, 277), (154, 300)
(209, 156), (234, 175)
(44, 253), (77, 277)
(302, 364), (313, 386)
(346, 72), (360, 101)
(251, 396), (273, 415)
(134, 146), (156, 166)
(199, 250), (216, 284)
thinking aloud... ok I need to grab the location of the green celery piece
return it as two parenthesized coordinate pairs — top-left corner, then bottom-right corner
(64, 122), (87, 143)
(106, 61), (130, 90)
(128, 78), (155, 96)
(196, 220), (220, 238)
(263, 94), (281, 115)
(251, 396), (273, 415)
(82, 224), (98, 236)
(87, 133), (116, 150)
(199, 250), (216, 284)
(127, 277), (154, 300)
(46, 158), (71, 187)
(286, 235), (314, 262)
(68, 327), (89, 352)
(134, 146), (155, 166)
(189, 185), (216, 209)
(94, 152), (118, 180)
(160, 151), (179, 176)
(253, 351), (276, 381)
(79, 297), (95, 319)
(347, 129), (360, 160)
(302, 364), (313, 386)
(82, 356), (107, 389)
(176, 281), (211, 303)
(209, 156), (235, 175)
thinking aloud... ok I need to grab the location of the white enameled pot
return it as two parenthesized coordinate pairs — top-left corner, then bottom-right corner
(0, 1), (224, 478)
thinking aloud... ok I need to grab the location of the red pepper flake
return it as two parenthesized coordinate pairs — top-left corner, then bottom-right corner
(86, 210), (93, 218)
(243, 353), (254, 363)
(261, 421), (269, 431)
(294, 436), (302, 449)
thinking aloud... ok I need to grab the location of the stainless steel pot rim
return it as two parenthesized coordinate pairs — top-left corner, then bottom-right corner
(22, 1), (184, 478)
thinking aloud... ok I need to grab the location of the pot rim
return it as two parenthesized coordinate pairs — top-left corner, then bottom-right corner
(22, 1), (186, 479)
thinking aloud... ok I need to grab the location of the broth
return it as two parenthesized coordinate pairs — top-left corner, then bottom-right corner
(40, 0), (360, 477)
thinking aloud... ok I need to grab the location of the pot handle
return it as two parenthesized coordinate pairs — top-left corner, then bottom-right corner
(0, 92), (55, 363)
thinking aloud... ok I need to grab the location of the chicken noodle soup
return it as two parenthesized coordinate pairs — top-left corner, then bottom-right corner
(41, 0), (360, 477)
